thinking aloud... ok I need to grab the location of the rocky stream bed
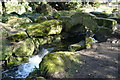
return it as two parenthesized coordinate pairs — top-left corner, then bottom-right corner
(0, 5), (120, 79)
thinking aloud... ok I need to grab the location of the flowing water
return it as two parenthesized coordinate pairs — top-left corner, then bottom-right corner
(2, 48), (50, 79)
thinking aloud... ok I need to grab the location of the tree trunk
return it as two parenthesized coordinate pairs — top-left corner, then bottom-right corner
(2, 2), (6, 14)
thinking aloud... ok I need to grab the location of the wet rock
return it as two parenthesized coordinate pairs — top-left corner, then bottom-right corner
(7, 56), (28, 68)
(39, 51), (81, 78)
(27, 20), (62, 37)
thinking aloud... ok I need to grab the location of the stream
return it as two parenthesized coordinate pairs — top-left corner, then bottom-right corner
(2, 48), (50, 79)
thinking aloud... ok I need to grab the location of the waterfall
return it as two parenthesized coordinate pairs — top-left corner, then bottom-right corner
(2, 48), (49, 79)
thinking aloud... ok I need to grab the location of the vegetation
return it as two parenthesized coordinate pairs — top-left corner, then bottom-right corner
(1, 1), (119, 79)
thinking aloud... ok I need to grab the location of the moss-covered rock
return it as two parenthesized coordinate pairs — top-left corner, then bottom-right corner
(37, 35), (61, 45)
(34, 16), (48, 23)
(85, 37), (94, 49)
(7, 16), (32, 28)
(39, 51), (81, 78)
(27, 20), (62, 37)
(95, 18), (117, 31)
(13, 39), (35, 57)
(60, 16), (73, 32)
(95, 27), (113, 42)
(71, 12), (98, 32)
(7, 56), (28, 68)
(7, 31), (28, 42)
(69, 41), (85, 52)
(69, 37), (94, 51)
(0, 40), (13, 61)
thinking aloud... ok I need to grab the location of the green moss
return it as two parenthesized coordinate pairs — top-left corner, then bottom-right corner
(69, 41), (85, 51)
(85, 37), (94, 49)
(39, 51), (81, 78)
(95, 18), (117, 30)
(8, 31), (28, 41)
(71, 12), (98, 33)
(7, 56), (28, 68)
(27, 20), (62, 37)
(34, 16), (47, 23)
(13, 39), (35, 57)
(60, 16), (73, 32)
(103, 19), (117, 29)
(7, 16), (32, 28)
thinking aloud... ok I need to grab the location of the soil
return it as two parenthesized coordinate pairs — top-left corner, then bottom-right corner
(73, 24), (120, 78)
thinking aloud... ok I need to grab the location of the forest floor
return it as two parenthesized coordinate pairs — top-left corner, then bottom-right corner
(73, 24), (120, 78)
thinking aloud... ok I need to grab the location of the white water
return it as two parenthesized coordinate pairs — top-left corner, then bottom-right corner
(3, 48), (49, 79)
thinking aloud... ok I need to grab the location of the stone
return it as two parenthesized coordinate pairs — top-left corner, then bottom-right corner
(34, 16), (48, 23)
(39, 51), (81, 78)
(37, 35), (61, 45)
(109, 17), (120, 24)
(85, 37), (94, 49)
(69, 36), (95, 51)
(13, 39), (35, 57)
(94, 27), (113, 42)
(95, 18), (117, 31)
(59, 16), (73, 32)
(35, 3), (57, 15)
(71, 12), (97, 31)
(7, 56), (28, 68)
(7, 16), (32, 28)
(69, 41), (85, 52)
(27, 20), (62, 37)
(90, 11), (110, 18)
(7, 31), (28, 42)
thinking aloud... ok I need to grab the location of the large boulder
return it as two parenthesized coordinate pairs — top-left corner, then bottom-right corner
(27, 20), (62, 37)
(71, 12), (98, 32)
(39, 51), (81, 78)
(0, 28), (30, 68)
(60, 12), (98, 34)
